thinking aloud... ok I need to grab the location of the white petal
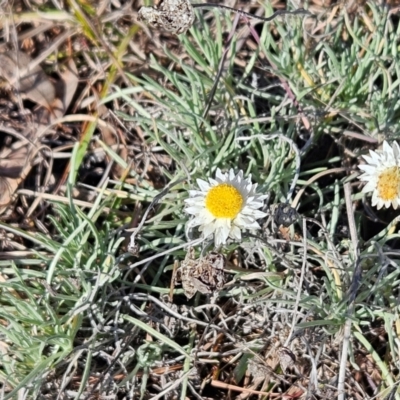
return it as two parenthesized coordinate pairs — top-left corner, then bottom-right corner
(185, 205), (204, 215)
(243, 200), (264, 209)
(217, 219), (231, 241)
(209, 178), (219, 186)
(215, 217), (231, 230)
(370, 149), (381, 161)
(257, 194), (269, 201)
(230, 225), (242, 241)
(189, 218), (202, 227)
(215, 168), (226, 181)
(185, 195), (204, 203)
(362, 154), (376, 165)
(234, 214), (256, 227)
(358, 164), (376, 173)
(200, 211), (215, 225)
(383, 141), (393, 157)
(246, 220), (262, 229)
(214, 222), (230, 245)
(371, 192), (380, 207)
(187, 190), (204, 197)
(185, 196), (205, 204)
(214, 230), (225, 246)
(202, 222), (216, 238)
(197, 179), (210, 192)
(250, 209), (267, 219)
(219, 228), (230, 244)
(393, 141), (400, 159)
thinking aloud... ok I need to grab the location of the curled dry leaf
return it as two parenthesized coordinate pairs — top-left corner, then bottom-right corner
(0, 145), (31, 209)
(57, 58), (79, 116)
(0, 51), (56, 110)
(247, 358), (270, 380)
(0, 144), (29, 179)
(0, 177), (18, 209)
(278, 346), (296, 373)
(138, 0), (195, 34)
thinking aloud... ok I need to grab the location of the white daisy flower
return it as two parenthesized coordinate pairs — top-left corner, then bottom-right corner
(358, 140), (400, 209)
(184, 169), (267, 246)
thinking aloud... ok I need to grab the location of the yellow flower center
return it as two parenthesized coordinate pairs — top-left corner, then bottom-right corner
(205, 183), (244, 218)
(377, 166), (400, 201)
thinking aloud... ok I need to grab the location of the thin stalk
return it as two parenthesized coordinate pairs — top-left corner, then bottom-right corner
(193, 3), (311, 23)
(337, 183), (360, 400)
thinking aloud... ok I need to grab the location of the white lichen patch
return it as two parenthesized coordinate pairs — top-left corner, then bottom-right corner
(138, 0), (195, 34)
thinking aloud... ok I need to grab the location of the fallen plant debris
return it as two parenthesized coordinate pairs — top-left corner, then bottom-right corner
(0, 51), (78, 215)
(174, 247), (226, 299)
(0, 51), (56, 110)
